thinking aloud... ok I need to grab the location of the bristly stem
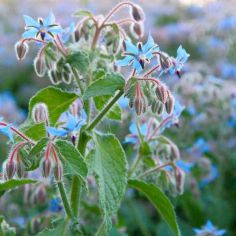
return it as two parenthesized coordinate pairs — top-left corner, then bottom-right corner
(87, 90), (123, 131)
(57, 181), (73, 218)
(138, 162), (174, 179)
(0, 122), (35, 145)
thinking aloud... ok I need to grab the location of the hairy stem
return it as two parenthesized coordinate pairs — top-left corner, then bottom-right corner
(87, 90), (123, 131)
(57, 181), (73, 218)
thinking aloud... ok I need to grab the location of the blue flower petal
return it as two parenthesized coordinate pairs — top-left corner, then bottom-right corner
(23, 15), (39, 27)
(0, 125), (14, 142)
(125, 40), (139, 55)
(133, 58), (143, 73)
(142, 34), (156, 53)
(47, 127), (67, 137)
(116, 56), (133, 66)
(44, 11), (56, 27)
(22, 29), (38, 39)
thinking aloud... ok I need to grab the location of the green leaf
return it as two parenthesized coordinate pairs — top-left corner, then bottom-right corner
(83, 73), (125, 100)
(73, 9), (93, 17)
(55, 140), (88, 182)
(94, 96), (122, 120)
(128, 179), (180, 236)
(29, 86), (78, 125)
(93, 132), (128, 231)
(0, 179), (37, 197)
(66, 51), (90, 74)
(37, 219), (66, 236)
(21, 138), (49, 171)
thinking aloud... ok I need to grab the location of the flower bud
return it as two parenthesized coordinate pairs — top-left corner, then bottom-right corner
(62, 71), (72, 84)
(159, 52), (172, 70)
(74, 29), (80, 42)
(130, 4), (145, 22)
(175, 167), (185, 195)
(34, 56), (46, 77)
(165, 94), (175, 114)
(5, 161), (16, 179)
(42, 158), (52, 178)
(16, 161), (26, 178)
(15, 41), (29, 60)
(157, 102), (164, 115)
(130, 22), (144, 39)
(54, 161), (63, 182)
(170, 144), (180, 161)
(30, 217), (41, 234)
(156, 85), (168, 104)
(36, 185), (47, 204)
(134, 96), (146, 115)
(32, 103), (49, 123)
(151, 100), (163, 114)
(48, 69), (61, 85)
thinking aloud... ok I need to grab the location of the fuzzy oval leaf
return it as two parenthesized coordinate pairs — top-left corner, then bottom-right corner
(73, 9), (93, 17)
(55, 140), (88, 182)
(128, 179), (180, 236)
(83, 73), (125, 100)
(0, 179), (37, 197)
(66, 51), (90, 73)
(93, 132), (128, 231)
(29, 86), (78, 125)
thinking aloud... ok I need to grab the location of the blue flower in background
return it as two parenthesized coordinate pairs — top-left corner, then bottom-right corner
(169, 45), (190, 75)
(159, 101), (185, 133)
(22, 11), (63, 41)
(116, 34), (159, 73)
(200, 164), (218, 187)
(176, 160), (194, 173)
(0, 117), (14, 142)
(124, 122), (147, 144)
(193, 220), (226, 236)
(47, 110), (87, 137)
(48, 197), (63, 213)
(193, 138), (211, 153)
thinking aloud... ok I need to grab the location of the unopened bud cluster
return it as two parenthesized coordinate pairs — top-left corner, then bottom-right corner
(32, 103), (49, 123)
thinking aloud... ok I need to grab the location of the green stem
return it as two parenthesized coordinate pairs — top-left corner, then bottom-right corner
(128, 154), (142, 178)
(72, 68), (84, 94)
(70, 132), (90, 218)
(70, 177), (81, 218)
(87, 90), (123, 131)
(57, 181), (73, 218)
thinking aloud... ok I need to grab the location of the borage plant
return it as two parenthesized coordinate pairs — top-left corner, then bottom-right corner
(0, 2), (189, 235)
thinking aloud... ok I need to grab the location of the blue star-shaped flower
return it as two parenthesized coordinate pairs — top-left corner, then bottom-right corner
(47, 110), (87, 137)
(116, 34), (159, 73)
(193, 221), (226, 236)
(169, 45), (190, 75)
(159, 101), (185, 134)
(48, 197), (63, 213)
(22, 11), (63, 41)
(0, 117), (14, 142)
(124, 122), (147, 144)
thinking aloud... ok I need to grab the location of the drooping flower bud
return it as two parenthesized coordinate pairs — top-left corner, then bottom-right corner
(74, 29), (80, 42)
(15, 41), (29, 60)
(34, 56), (46, 77)
(48, 69), (61, 85)
(130, 4), (145, 22)
(16, 161), (26, 178)
(134, 96), (146, 115)
(156, 84), (168, 104)
(42, 158), (52, 178)
(165, 94), (175, 114)
(159, 52), (172, 70)
(54, 161), (63, 182)
(130, 22), (144, 39)
(157, 102), (164, 115)
(36, 185), (47, 204)
(175, 167), (185, 195)
(30, 217), (41, 234)
(32, 103), (49, 123)
(4, 161), (16, 179)
(62, 71), (72, 84)
(151, 100), (163, 114)
(170, 144), (180, 161)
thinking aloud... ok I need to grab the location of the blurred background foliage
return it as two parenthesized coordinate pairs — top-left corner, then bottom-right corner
(0, 0), (236, 235)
